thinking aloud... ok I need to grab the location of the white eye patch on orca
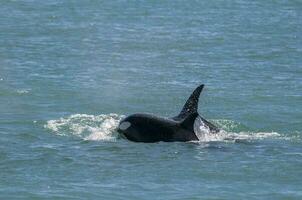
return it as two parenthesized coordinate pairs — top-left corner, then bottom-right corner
(119, 121), (131, 131)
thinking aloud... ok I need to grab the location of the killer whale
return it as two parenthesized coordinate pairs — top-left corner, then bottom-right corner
(117, 84), (219, 142)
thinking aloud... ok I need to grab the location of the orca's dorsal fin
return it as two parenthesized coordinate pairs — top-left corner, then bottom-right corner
(174, 84), (204, 120)
(180, 112), (199, 132)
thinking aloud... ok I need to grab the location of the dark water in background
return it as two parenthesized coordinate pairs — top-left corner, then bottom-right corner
(0, 1), (302, 199)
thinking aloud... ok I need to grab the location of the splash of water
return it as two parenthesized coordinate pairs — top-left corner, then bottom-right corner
(44, 113), (124, 141)
(193, 116), (281, 142)
(194, 116), (218, 141)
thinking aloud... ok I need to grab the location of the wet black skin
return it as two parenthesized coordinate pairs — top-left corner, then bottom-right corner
(117, 84), (219, 143)
(118, 113), (199, 142)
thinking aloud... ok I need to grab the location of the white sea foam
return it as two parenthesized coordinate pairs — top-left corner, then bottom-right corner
(193, 116), (281, 142)
(44, 114), (124, 141)
(194, 129), (281, 143)
(45, 113), (283, 142)
(16, 89), (30, 94)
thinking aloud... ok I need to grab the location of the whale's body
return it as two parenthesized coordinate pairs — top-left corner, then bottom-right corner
(117, 84), (219, 143)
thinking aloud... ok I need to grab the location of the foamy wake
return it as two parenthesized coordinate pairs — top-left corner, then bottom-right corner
(193, 116), (281, 142)
(44, 114), (124, 141)
(45, 113), (283, 142)
(194, 129), (281, 143)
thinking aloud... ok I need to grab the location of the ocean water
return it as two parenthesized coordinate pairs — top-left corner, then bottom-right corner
(0, 0), (301, 199)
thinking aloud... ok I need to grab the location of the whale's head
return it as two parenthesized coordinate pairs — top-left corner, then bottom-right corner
(117, 113), (171, 142)
(117, 114), (142, 141)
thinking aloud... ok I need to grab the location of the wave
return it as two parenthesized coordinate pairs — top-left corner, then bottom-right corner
(44, 113), (294, 143)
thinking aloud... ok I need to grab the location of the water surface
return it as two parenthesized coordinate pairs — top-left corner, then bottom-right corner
(0, 0), (301, 199)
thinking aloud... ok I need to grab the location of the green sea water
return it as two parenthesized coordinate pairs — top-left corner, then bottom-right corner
(0, 1), (301, 199)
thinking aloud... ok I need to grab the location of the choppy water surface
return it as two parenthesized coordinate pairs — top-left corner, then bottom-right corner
(1, 0), (302, 199)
